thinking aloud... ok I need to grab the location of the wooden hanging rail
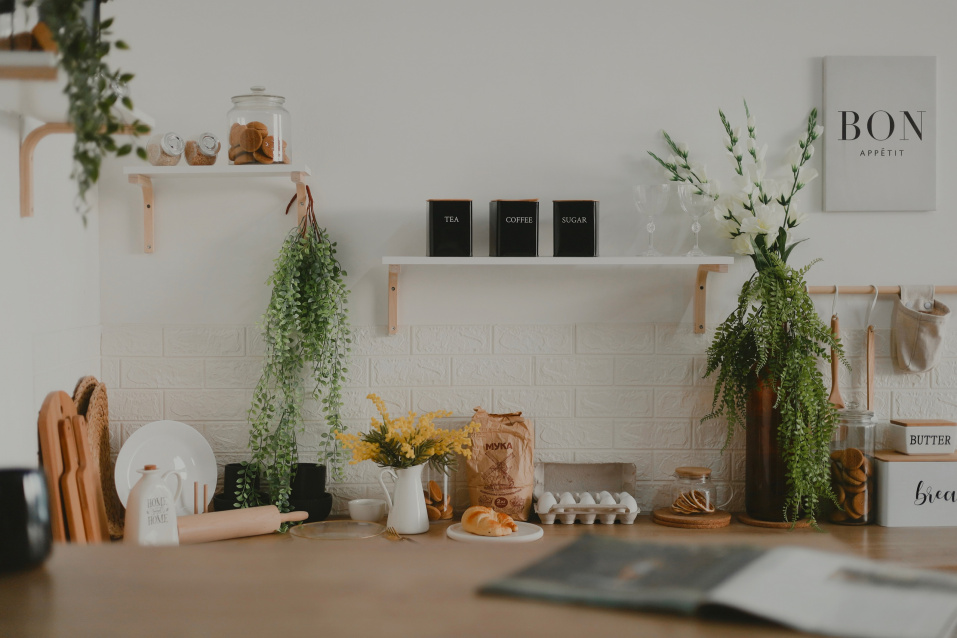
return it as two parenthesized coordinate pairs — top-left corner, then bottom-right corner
(808, 285), (957, 295)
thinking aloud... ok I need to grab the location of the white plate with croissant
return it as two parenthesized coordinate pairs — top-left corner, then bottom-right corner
(447, 506), (544, 543)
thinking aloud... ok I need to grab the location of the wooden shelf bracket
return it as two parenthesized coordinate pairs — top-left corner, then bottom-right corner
(19, 121), (74, 218)
(127, 174), (155, 253)
(694, 263), (729, 334)
(388, 265), (401, 335)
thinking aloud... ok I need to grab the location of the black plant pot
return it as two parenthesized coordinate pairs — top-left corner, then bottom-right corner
(289, 493), (333, 523)
(290, 463), (327, 500)
(0, 469), (52, 573)
(214, 463), (266, 511)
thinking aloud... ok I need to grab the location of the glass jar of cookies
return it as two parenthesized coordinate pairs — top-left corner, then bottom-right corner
(829, 406), (876, 525)
(226, 86), (290, 165)
(422, 465), (453, 523)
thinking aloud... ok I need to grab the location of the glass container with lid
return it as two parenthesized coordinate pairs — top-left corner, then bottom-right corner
(829, 405), (876, 525)
(146, 132), (184, 166)
(670, 466), (730, 515)
(226, 86), (290, 165)
(184, 132), (221, 166)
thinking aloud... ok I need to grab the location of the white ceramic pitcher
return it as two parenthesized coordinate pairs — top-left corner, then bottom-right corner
(378, 464), (429, 535)
(124, 464), (183, 546)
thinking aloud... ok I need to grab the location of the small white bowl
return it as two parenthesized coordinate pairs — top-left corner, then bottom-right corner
(348, 498), (387, 522)
(889, 419), (957, 455)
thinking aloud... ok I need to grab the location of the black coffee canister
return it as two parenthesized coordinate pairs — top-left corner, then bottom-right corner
(553, 200), (599, 257)
(489, 199), (539, 257)
(0, 468), (52, 573)
(428, 200), (472, 257)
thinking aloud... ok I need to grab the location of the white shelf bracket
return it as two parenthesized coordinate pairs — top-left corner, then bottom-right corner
(694, 264), (728, 334)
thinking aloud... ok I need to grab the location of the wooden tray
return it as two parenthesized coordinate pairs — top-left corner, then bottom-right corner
(652, 507), (731, 529)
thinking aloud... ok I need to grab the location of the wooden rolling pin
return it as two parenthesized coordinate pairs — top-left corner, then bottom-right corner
(176, 506), (307, 545)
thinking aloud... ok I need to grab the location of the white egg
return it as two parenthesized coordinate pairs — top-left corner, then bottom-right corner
(618, 491), (638, 513)
(559, 491), (576, 504)
(599, 491), (617, 505)
(537, 491), (557, 514)
(578, 491), (596, 505)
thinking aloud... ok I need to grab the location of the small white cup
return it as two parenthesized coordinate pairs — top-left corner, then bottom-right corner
(348, 498), (387, 522)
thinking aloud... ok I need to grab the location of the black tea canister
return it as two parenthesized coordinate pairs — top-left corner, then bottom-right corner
(553, 200), (599, 257)
(427, 200), (472, 257)
(489, 199), (539, 257)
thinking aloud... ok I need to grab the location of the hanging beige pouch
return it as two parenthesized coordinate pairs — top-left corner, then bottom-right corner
(891, 284), (950, 373)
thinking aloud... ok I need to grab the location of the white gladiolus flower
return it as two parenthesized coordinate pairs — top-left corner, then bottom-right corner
(717, 217), (739, 239)
(732, 173), (755, 196)
(740, 203), (785, 236)
(799, 166), (819, 183)
(753, 144), (768, 163)
(747, 115), (756, 129)
(691, 162), (708, 181)
(812, 125), (824, 137)
(732, 234), (755, 255)
(668, 154), (678, 166)
(805, 144), (814, 158)
(787, 207), (809, 227)
(747, 161), (766, 182)
(785, 144), (803, 167)
(747, 137), (756, 151)
(677, 142), (689, 154)
(733, 127), (743, 141)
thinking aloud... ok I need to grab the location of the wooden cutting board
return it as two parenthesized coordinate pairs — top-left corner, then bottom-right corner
(72, 415), (110, 543)
(37, 391), (75, 542)
(58, 416), (87, 544)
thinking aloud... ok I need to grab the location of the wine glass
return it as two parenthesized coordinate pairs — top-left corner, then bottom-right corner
(633, 184), (671, 257)
(677, 183), (713, 257)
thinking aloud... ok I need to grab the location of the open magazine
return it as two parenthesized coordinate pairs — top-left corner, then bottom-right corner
(480, 536), (957, 638)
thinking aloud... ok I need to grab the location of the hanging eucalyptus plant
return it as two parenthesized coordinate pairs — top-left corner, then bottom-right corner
(34, 0), (149, 217)
(238, 187), (351, 517)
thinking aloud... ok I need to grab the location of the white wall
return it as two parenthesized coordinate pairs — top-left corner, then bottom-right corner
(9, 1), (957, 503)
(0, 109), (101, 467)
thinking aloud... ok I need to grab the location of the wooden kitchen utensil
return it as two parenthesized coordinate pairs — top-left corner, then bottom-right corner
(865, 285), (878, 412)
(829, 314), (845, 408)
(57, 417), (87, 544)
(38, 391), (72, 542)
(72, 416), (110, 543)
(176, 506), (308, 545)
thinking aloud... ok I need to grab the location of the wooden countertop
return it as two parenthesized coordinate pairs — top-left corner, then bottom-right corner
(1, 516), (954, 637)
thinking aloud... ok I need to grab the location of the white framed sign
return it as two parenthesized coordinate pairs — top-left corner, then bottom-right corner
(823, 56), (936, 212)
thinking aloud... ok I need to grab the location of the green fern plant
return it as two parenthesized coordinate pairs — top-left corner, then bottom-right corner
(703, 254), (845, 523)
(34, 0), (150, 219)
(237, 188), (351, 518)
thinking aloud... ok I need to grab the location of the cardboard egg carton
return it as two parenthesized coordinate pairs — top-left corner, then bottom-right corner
(533, 462), (639, 525)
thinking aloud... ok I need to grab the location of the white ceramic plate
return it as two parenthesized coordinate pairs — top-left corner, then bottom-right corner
(446, 522), (544, 543)
(115, 420), (217, 516)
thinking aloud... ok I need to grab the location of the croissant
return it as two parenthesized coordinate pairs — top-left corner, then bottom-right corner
(461, 506), (518, 537)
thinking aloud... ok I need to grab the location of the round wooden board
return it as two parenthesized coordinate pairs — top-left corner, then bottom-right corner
(736, 512), (812, 529)
(652, 508), (731, 529)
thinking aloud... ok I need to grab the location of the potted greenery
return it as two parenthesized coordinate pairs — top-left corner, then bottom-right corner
(34, 0), (150, 218)
(237, 187), (351, 521)
(648, 101), (846, 524)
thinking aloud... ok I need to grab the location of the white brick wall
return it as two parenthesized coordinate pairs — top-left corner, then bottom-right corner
(100, 321), (957, 514)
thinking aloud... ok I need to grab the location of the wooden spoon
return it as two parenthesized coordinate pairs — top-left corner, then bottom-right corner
(829, 314), (845, 408)
(866, 325), (876, 411)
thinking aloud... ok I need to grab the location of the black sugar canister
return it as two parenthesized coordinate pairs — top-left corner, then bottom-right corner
(489, 199), (539, 257)
(553, 200), (598, 257)
(427, 200), (472, 257)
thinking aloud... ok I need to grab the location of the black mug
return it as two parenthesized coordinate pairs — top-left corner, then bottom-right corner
(0, 468), (53, 573)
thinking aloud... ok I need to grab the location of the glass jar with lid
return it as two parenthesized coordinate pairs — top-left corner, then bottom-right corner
(146, 132), (184, 166)
(671, 466), (730, 515)
(226, 86), (290, 165)
(829, 405), (876, 525)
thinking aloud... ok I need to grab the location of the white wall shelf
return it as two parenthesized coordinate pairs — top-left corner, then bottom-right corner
(381, 255), (734, 335)
(0, 51), (58, 80)
(123, 164), (311, 253)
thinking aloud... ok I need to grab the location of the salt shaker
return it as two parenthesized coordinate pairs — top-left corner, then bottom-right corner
(124, 464), (183, 546)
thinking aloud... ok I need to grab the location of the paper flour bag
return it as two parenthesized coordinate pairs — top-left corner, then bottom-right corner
(466, 408), (535, 521)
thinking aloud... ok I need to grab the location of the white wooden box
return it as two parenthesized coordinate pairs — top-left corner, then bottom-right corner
(888, 419), (957, 455)
(875, 450), (957, 527)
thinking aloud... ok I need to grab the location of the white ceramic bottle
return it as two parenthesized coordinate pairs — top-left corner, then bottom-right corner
(124, 464), (183, 546)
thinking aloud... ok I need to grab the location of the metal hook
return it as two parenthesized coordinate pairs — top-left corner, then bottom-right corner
(831, 286), (840, 318)
(865, 285), (879, 327)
